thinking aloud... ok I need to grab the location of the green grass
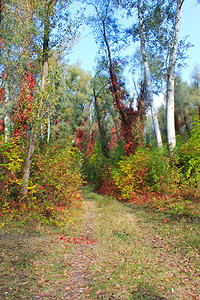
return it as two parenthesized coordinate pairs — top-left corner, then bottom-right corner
(82, 186), (200, 300)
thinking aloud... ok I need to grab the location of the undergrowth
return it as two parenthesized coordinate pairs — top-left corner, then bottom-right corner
(0, 141), (84, 229)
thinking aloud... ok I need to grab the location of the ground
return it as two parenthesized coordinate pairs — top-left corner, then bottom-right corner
(0, 186), (199, 299)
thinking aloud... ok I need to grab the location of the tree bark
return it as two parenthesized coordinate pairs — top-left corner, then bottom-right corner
(47, 113), (50, 143)
(138, 0), (162, 148)
(19, 128), (36, 197)
(4, 84), (10, 142)
(166, 0), (183, 152)
(20, 5), (50, 199)
(93, 89), (109, 157)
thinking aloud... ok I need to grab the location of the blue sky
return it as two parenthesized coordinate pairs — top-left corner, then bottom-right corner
(67, 0), (200, 83)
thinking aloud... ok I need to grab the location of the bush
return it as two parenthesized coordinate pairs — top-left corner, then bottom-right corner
(146, 146), (182, 194)
(179, 115), (200, 191)
(0, 137), (23, 201)
(0, 142), (84, 227)
(112, 148), (149, 201)
(32, 143), (84, 207)
(112, 146), (183, 201)
(82, 140), (107, 186)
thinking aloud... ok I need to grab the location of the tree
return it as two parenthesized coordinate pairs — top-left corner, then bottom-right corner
(91, 73), (114, 157)
(20, 0), (79, 198)
(121, 0), (187, 151)
(137, 0), (162, 148)
(166, 0), (184, 152)
(86, 0), (148, 155)
(50, 62), (93, 145)
(19, 0), (53, 198)
(191, 65), (200, 89)
(0, 0), (39, 142)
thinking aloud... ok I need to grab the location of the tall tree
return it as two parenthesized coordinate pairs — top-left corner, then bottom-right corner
(120, 0), (187, 151)
(91, 74), (113, 157)
(20, 0), (53, 198)
(166, 0), (184, 152)
(86, 0), (147, 154)
(20, 0), (79, 198)
(137, 0), (162, 147)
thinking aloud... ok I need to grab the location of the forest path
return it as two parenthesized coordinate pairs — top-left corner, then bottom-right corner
(79, 186), (200, 300)
(63, 200), (96, 299)
(0, 186), (199, 299)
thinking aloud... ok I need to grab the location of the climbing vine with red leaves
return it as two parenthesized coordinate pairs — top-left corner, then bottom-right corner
(74, 103), (98, 157)
(108, 125), (120, 151)
(109, 65), (148, 155)
(12, 69), (35, 140)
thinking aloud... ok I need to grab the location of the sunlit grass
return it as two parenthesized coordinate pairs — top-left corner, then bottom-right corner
(82, 186), (200, 299)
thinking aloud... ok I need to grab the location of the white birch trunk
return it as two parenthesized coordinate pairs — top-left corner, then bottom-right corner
(4, 84), (10, 142)
(138, 0), (162, 148)
(47, 112), (50, 143)
(4, 114), (9, 142)
(166, 0), (183, 152)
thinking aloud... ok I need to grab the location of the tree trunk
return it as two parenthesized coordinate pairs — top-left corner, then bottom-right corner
(138, 0), (162, 148)
(4, 84), (10, 142)
(19, 128), (35, 198)
(20, 8), (50, 199)
(93, 90), (109, 157)
(47, 113), (50, 143)
(166, 0), (183, 152)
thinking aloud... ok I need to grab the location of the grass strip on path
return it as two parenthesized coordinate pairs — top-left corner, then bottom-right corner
(82, 186), (200, 300)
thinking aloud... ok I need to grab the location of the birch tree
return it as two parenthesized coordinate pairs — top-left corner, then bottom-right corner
(166, 0), (184, 152)
(137, 0), (162, 148)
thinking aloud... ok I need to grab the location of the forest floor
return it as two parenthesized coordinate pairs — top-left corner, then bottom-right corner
(0, 186), (200, 299)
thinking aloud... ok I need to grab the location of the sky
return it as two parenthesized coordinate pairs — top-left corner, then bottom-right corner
(67, 0), (200, 84)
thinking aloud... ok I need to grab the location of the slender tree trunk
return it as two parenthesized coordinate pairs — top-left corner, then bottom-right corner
(138, 0), (162, 148)
(20, 9), (50, 199)
(20, 128), (36, 197)
(93, 89), (109, 157)
(166, 0), (183, 152)
(102, 19), (128, 126)
(47, 113), (50, 143)
(4, 84), (10, 142)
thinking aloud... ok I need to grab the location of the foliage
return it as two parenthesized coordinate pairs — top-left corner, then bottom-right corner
(145, 146), (182, 193)
(178, 114), (200, 190)
(99, 144), (200, 217)
(12, 70), (36, 140)
(0, 141), (84, 227)
(112, 148), (149, 201)
(32, 143), (83, 206)
(0, 137), (23, 201)
(111, 146), (181, 201)
(82, 140), (107, 185)
(0, 0), (200, 227)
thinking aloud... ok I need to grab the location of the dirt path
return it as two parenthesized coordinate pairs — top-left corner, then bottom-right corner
(0, 187), (199, 299)
(0, 200), (97, 300)
(63, 201), (96, 300)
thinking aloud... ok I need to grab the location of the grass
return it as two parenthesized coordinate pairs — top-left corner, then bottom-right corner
(0, 186), (199, 299)
(82, 186), (200, 300)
